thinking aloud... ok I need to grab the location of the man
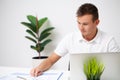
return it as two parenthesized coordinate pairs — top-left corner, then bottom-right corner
(30, 3), (120, 77)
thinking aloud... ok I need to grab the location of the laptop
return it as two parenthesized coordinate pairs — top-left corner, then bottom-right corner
(70, 52), (120, 80)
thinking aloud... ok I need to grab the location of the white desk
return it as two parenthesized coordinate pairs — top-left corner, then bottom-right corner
(0, 66), (69, 80)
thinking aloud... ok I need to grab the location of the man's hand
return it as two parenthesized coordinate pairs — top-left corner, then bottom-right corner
(30, 66), (43, 77)
(30, 53), (61, 77)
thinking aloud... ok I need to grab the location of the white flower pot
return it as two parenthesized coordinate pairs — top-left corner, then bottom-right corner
(32, 56), (48, 68)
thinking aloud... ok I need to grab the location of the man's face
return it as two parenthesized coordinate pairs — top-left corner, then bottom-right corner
(77, 14), (99, 37)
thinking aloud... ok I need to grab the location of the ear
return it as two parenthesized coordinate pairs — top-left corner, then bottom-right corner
(95, 19), (100, 25)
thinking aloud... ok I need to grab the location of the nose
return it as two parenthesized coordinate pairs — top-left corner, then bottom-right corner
(79, 24), (84, 30)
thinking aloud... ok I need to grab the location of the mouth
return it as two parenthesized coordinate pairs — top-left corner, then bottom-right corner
(81, 30), (86, 33)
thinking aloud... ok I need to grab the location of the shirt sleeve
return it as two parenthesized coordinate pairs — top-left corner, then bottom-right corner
(54, 35), (70, 57)
(108, 37), (120, 52)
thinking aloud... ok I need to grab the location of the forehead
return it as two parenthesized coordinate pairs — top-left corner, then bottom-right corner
(77, 14), (93, 22)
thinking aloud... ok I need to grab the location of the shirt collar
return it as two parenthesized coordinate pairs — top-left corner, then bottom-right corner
(78, 29), (101, 44)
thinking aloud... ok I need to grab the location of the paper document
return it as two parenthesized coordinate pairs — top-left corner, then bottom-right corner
(0, 71), (63, 80)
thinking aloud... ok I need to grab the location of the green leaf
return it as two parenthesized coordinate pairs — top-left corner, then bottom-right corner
(21, 22), (36, 33)
(26, 29), (37, 39)
(83, 57), (105, 80)
(40, 39), (52, 47)
(39, 33), (51, 41)
(41, 27), (54, 35)
(25, 36), (37, 43)
(35, 43), (44, 53)
(39, 27), (54, 41)
(27, 15), (36, 26)
(38, 17), (48, 29)
(40, 46), (44, 52)
(31, 45), (37, 50)
(36, 43), (41, 53)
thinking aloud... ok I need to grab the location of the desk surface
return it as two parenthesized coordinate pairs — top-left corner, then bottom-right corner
(0, 66), (69, 80)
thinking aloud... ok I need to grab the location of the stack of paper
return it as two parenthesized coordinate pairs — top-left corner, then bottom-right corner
(0, 71), (63, 80)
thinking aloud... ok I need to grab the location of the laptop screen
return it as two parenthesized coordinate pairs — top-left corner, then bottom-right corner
(70, 52), (120, 80)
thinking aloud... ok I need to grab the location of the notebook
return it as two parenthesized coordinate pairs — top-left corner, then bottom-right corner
(0, 70), (63, 80)
(70, 52), (120, 80)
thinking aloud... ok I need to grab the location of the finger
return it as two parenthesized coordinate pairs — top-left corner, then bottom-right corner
(37, 71), (43, 76)
(34, 71), (38, 77)
(34, 70), (43, 77)
(30, 68), (35, 77)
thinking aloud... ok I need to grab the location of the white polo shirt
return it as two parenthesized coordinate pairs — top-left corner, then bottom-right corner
(54, 29), (120, 56)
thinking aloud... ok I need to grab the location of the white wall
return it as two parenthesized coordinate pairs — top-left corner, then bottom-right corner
(0, 0), (120, 69)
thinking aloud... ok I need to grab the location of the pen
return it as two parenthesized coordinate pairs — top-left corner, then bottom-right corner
(33, 77), (37, 80)
(17, 76), (27, 80)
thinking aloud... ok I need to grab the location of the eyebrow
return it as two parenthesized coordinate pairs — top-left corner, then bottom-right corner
(77, 21), (88, 24)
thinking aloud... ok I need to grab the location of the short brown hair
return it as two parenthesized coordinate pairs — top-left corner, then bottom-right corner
(76, 3), (99, 21)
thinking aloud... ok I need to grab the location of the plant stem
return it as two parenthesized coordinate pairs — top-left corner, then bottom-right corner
(38, 52), (41, 58)
(36, 16), (41, 58)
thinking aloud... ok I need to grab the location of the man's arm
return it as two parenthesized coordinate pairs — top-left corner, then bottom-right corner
(30, 52), (61, 77)
(108, 38), (120, 52)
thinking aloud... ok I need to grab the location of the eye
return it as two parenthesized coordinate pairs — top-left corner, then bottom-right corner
(83, 23), (88, 25)
(77, 21), (81, 24)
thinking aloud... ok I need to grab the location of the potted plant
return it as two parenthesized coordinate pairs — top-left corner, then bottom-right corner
(21, 15), (54, 66)
(83, 57), (105, 80)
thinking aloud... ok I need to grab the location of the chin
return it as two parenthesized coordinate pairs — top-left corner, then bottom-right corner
(81, 32), (87, 35)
